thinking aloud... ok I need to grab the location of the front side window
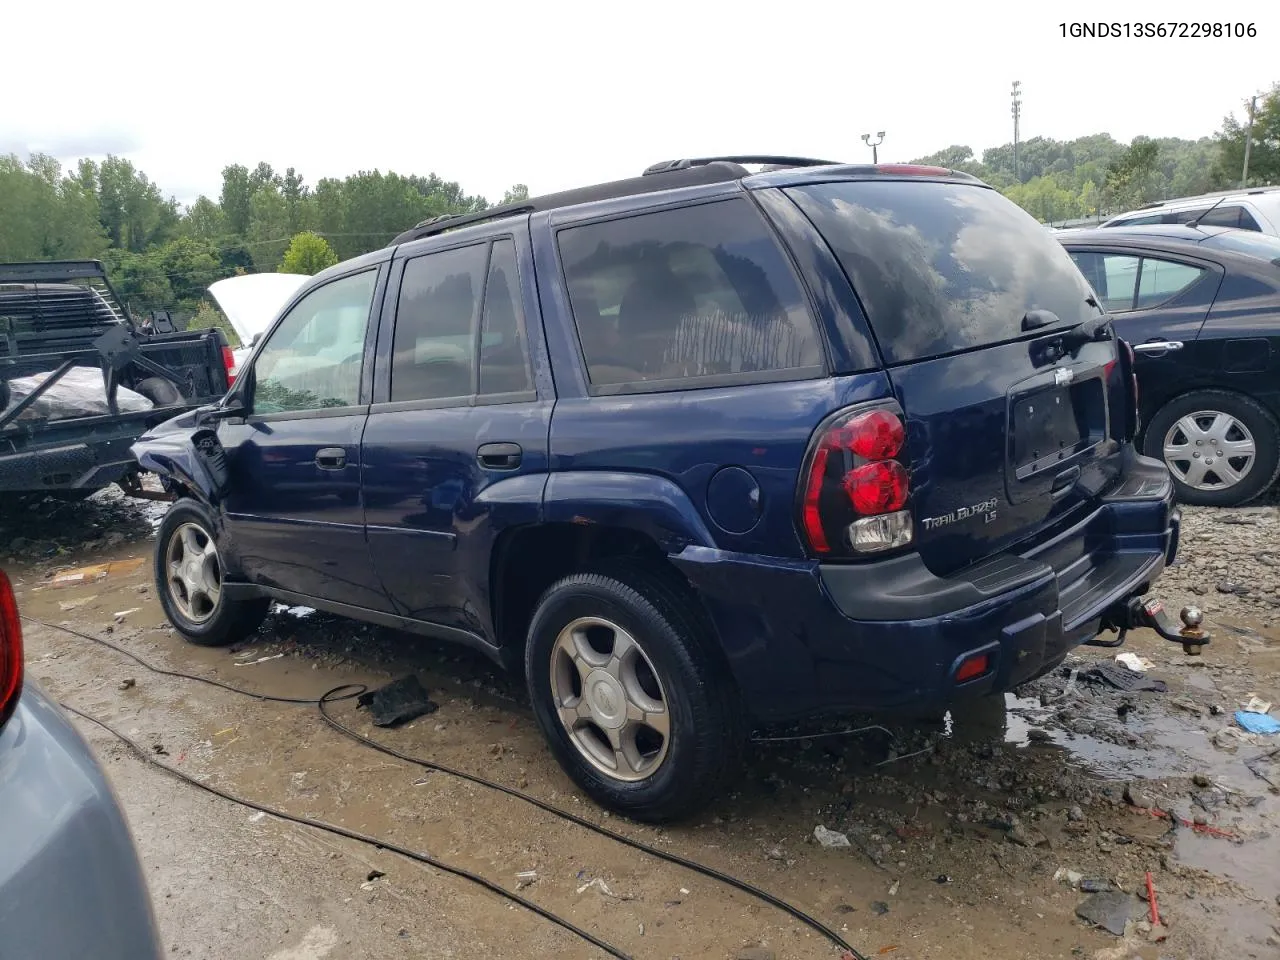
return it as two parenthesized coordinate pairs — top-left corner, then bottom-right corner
(391, 244), (488, 402)
(252, 271), (375, 414)
(557, 199), (823, 389)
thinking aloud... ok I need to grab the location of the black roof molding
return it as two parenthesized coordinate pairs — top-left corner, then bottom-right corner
(387, 157), (843, 248)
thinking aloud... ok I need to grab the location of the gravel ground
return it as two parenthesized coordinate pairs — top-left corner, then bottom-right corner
(4, 488), (1279, 960)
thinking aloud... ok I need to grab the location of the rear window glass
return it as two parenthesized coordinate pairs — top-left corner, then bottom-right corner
(788, 181), (1098, 364)
(557, 199), (823, 390)
(1202, 230), (1280, 263)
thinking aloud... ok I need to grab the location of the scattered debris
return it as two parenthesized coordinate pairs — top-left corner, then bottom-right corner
(870, 901), (890, 916)
(1114, 652), (1154, 673)
(113, 607), (140, 621)
(1076, 891), (1138, 937)
(247, 811), (266, 823)
(1054, 868), (1084, 888)
(356, 675), (439, 727)
(515, 870), (537, 890)
(1235, 710), (1280, 735)
(813, 825), (851, 848)
(51, 558), (144, 588)
(1079, 878), (1113, 894)
(576, 877), (628, 899)
(933, 875), (952, 884)
(366, 870), (385, 882)
(1080, 662), (1168, 693)
(57, 595), (96, 611)
(887, 879), (900, 896)
(1124, 782), (1155, 809)
(1243, 695), (1273, 714)
(1067, 804), (1086, 822)
(235, 654), (285, 666)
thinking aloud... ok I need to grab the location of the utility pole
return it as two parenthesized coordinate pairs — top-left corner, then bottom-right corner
(1241, 95), (1258, 187)
(1011, 81), (1023, 182)
(861, 131), (885, 164)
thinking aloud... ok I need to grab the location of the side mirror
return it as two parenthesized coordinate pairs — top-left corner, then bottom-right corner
(250, 332), (263, 347)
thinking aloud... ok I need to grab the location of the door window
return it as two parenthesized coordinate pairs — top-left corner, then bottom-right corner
(1069, 251), (1140, 311)
(1136, 257), (1206, 307)
(391, 244), (488, 402)
(251, 271), (375, 414)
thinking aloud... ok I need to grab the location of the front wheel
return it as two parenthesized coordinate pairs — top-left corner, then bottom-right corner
(154, 498), (269, 647)
(1144, 390), (1280, 507)
(524, 565), (741, 822)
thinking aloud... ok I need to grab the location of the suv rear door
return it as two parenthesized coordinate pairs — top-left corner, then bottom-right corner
(361, 225), (550, 641)
(785, 177), (1131, 576)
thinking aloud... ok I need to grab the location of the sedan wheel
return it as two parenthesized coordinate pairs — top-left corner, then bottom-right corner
(165, 522), (223, 623)
(1162, 410), (1256, 494)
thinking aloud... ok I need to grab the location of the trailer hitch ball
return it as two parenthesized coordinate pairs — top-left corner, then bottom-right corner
(1179, 604), (1206, 656)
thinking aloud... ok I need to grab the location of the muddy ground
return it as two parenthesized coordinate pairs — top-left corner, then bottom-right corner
(4, 488), (1279, 960)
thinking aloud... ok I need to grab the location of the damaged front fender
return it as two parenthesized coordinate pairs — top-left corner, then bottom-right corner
(130, 405), (232, 504)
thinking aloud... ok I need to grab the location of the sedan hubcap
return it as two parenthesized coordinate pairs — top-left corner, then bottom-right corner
(1162, 411), (1256, 492)
(549, 616), (670, 782)
(165, 522), (222, 623)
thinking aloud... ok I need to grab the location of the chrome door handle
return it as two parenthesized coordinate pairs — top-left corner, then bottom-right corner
(1132, 341), (1184, 354)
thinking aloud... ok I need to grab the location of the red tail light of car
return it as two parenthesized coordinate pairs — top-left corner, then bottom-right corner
(799, 405), (914, 556)
(0, 570), (23, 728)
(222, 345), (237, 387)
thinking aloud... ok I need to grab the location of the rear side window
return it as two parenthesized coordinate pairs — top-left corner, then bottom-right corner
(557, 199), (823, 390)
(478, 240), (534, 396)
(1137, 258), (1206, 306)
(1202, 230), (1280, 262)
(1069, 252), (1139, 311)
(788, 181), (1097, 364)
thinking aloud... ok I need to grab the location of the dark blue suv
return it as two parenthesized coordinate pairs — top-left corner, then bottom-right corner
(133, 157), (1186, 821)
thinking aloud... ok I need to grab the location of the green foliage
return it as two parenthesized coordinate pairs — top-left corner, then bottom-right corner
(502, 183), (530, 204)
(1214, 83), (1280, 186)
(280, 231), (339, 275)
(189, 300), (240, 347)
(0, 153), (108, 260)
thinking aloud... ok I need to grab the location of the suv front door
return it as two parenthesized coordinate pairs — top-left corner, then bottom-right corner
(361, 228), (551, 644)
(219, 265), (391, 610)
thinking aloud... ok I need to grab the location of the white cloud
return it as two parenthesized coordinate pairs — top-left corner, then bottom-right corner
(3, 0), (1275, 207)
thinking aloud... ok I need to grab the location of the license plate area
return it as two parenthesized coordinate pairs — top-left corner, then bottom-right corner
(1010, 376), (1106, 481)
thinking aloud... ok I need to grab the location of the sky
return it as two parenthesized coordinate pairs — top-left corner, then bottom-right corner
(3, 0), (1276, 208)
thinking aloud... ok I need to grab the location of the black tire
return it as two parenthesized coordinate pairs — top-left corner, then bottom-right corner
(1143, 390), (1280, 507)
(524, 563), (741, 823)
(154, 498), (269, 647)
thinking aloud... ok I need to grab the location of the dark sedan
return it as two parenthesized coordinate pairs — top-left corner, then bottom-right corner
(1059, 225), (1280, 506)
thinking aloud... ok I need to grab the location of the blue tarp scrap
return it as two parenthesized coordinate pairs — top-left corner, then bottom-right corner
(1235, 710), (1280, 735)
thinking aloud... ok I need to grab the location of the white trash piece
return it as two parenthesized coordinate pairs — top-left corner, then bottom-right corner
(1115, 652), (1154, 673)
(3, 366), (153, 421)
(813, 824), (851, 848)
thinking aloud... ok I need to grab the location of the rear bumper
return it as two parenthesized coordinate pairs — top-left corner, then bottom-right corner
(674, 453), (1178, 722)
(0, 682), (163, 959)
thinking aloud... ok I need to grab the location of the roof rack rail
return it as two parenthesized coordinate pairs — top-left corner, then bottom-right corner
(643, 156), (839, 176)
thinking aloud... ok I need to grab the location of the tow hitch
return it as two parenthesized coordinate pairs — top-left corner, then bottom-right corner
(1090, 597), (1210, 656)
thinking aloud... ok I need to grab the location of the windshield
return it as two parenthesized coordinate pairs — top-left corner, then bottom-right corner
(1201, 230), (1280, 264)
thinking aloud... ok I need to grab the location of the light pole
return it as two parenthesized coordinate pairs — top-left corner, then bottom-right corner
(1011, 81), (1022, 181)
(1242, 95), (1258, 187)
(861, 131), (885, 164)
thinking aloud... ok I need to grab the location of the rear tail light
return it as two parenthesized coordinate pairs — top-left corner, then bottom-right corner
(0, 570), (22, 728)
(799, 404), (913, 556)
(222, 345), (237, 387)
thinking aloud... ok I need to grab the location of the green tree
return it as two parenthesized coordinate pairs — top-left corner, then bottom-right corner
(95, 156), (178, 252)
(157, 237), (223, 305)
(184, 196), (225, 240)
(280, 232), (338, 274)
(220, 164), (253, 236)
(0, 154), (108, 260)
(1104, 137), (1160, 211)
(1214, 84), (1280, 186)
(502, 183), (530, 204)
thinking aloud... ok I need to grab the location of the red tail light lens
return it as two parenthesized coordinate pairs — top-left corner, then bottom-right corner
(799, 404), (912, 556)
(0, 569), (23, 728)
(844, 461), (910, 514)
(955, 652), (991, 683)
(222, 345), (237, 386)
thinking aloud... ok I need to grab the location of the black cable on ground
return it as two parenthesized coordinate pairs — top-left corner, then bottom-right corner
(58, 700), (631, 960)
(25, 615), (866, 960)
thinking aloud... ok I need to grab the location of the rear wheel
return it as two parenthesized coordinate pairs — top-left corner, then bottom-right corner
(154, 499), (269, 647)
(524, 564), (741, 822)
(1144, 390), (1280, 506)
